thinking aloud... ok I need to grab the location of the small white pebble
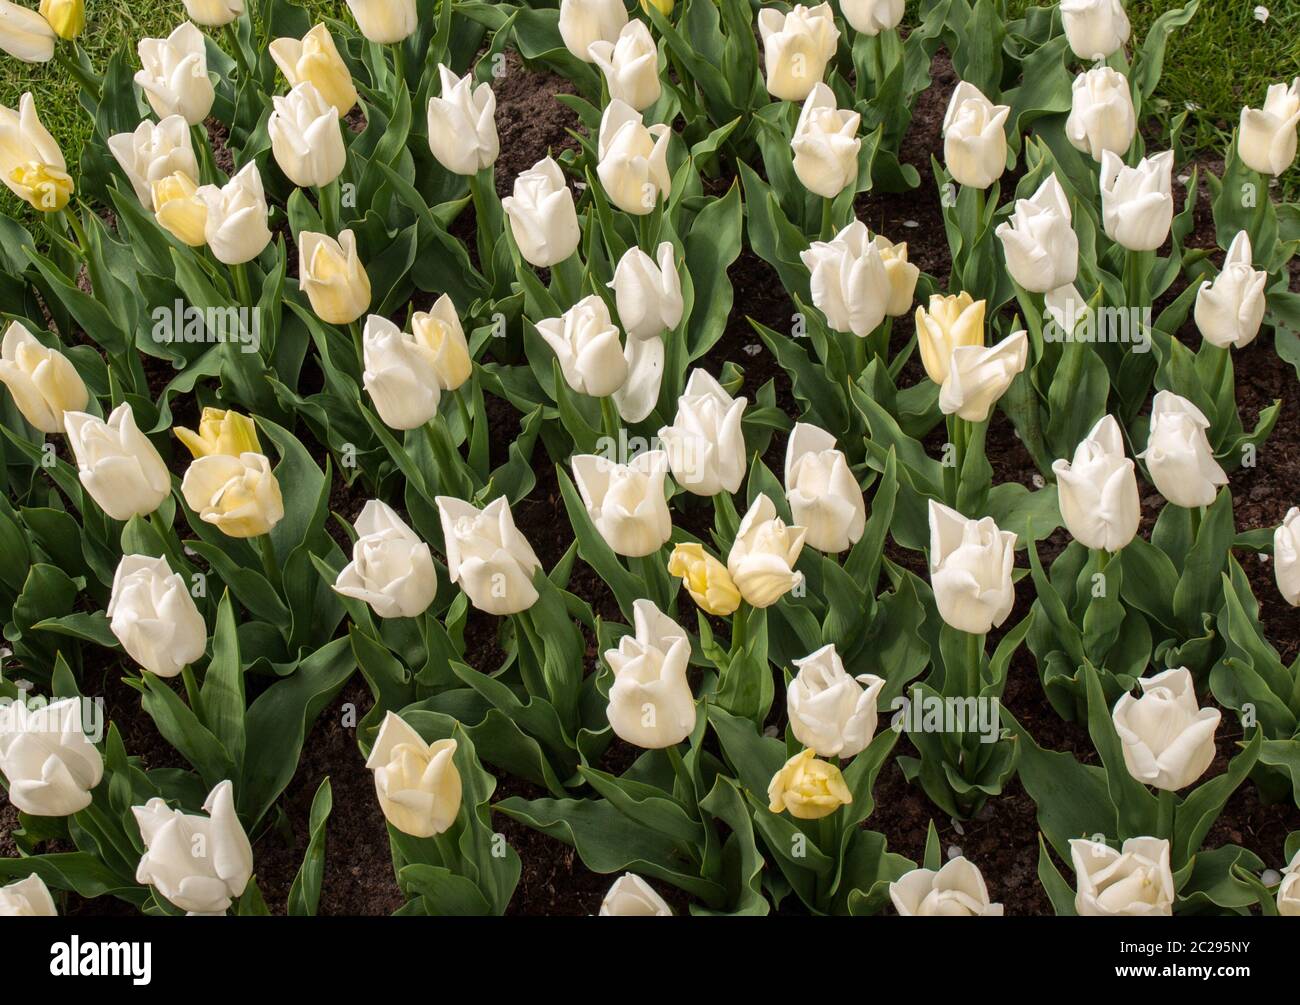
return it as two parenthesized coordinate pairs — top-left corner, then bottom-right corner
(1254, 5), (1270, 23)
(904, 219), (919, 229)
(1259, 553), (1271, 563)
(743, 343), (762, 356)
(947, 845), (963, 860)
(1261, 869), (1282, 886)
(1032, 473), (1046, 489)
(573, 180), (588, 192)
(1177, 174), (1191, 185)
(183, 545), (198, 557)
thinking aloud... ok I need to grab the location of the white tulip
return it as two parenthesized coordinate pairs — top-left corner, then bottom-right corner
(784, 422), (865, 553)
(0, 321), (88, 434)
(1100, 150), (1174, 252)
(942, 81), (1010, 189)
(791, 82), (861, 199)
(269, 82), (345, 188)
(1052, 415), (1140, 552)
(1278, 847), (1300, 916)
(108, 115), (198, 206)
(1060, 0), (1130, 61)
(596, 100), (671, 216)
(501, 156), (581, 267)
(135, 22), (215, 126)
(603, 599), (696, 748)
(889, 857), (1003, 916)
(938, 329), (1028, 422)
(427, 64), (499, 176)
(0, 697), (103, 816)
(757, 3), (839, 102)
(1112, 667), (1220, 792)
(333, 501), (438, 619)
(613, 333), (664, 424)
(559, 0), (627, 63)
(0, 0), (55, 63)
(0, 874), (56, 915)
(1238, 78), (1300, 176)
(787, 644), (884, 758)
(1275, 507), (1300, 607)
(995, 174), (1078, 293)
(196, 162), (273, 265)
(841, 0), (904, 36)
(1194, 231), (1267, 350)
(572, 451), (672, 557)
(609, 242), (683, 341)
(800, 220), (889, 337)
(589, 20), (661, 112)
(365, 711), (461, 837)
(108, 554), (208, 679)
(928, 499), (1015, 635)
(1069, 836), (1174, 916)
(657, 369), (746, 496)
(64, 404), (170, 521)
(437, 495), (542, 616)
(362, 314), (441, 430)
(181, 451), (285, 538)
(345, 0), (416, 44)
(1137, 390), (1228, 509)
(181, 0), (243, 27)
(537, 296), (627, 398)
(599, 873), (672, 916)
(1066, 66), (1136, 162)
(728, 494), (807, 608)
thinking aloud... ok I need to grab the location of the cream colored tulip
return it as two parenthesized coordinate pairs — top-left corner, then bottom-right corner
(411, 293), (472, 390)
(501, 156), (581, 267)
(1137, 390), (1228, 509)
(362, 314), (441, 430)
(784, 422), (865, 553)
(915, 292), (985, 386)
(108, 115), (198, 206)
(787, 643), (884, 758)
(1052, 415), (1140, 553)
(0, 92), (72, 211)
(603, 599), (695, 748)
(197, 162), (272, 265)
(1100, 150), (1174, 252)
(1112, 667), (1220, 792)
(609, 242), (683, 341)
(928, 499), (1016, 635)
(657, 369), (746, 496)
(728, 494), (807, 608)
(1060, 0), (1130, 61)
(427, 64), (499, 176)
(181, 452), (285, 538)
(875, 235), (920, 317)
(1066, 66), (1136, 162)
(572, 450), (672, 558)
(597, 100), (671, 216)
(995, 174), (1078, 294)
(1278, 848), (1300, 916)
(334, 501), (437, 619)
(345, 0), (416, 44)
(151, 171), (208, 247)
(108, 554), (208, 679)
(558, 0), (627, 64)
(1239, 79), (1300, 176)
(939, 329), (1028, 422)
(889, 858), (1003, 916)
(588, 20), (661, 112)
(800, 220), (889, 337)
(0, 697), (103, 816)
(135, 22), (215, 126)
(791, 83), (861, 199)
(613, 332), (664, 424)
(1194, 230), (1267, 350)
(0, 874), (56, 915)
(667, 542), (740, 616)
(1070, 837), (1174, 916)
(180, 0), (242, 27)
(269, 82), (345, 188)
(943, 81), (1009, 189)
(436, 495), (542, 616)
(536, 295), (628, 398)
(300, 230), (371, 325)
(269, 24), (358, 118)
(0, 0), (55, 63)
(841, 0), (903, 36)
(1275, 507), (1300, 607)
(64, 404), (171, 521)
(757, 3), (839, 102)
(0, 321), (87, 434)
(767, 747), (851, 819)
(598, 873), (672, 916)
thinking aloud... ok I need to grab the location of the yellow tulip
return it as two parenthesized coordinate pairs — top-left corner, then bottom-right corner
(39, 0), (83, 39)
(0, 95), (70, 214)
(667, 542), (740, 616)
(640, 0), (673, 15)
(299, 230), (371, 326)
(151, 171), (207, 247)
(174, 407), (261, 459)
(268, 24), (359, 118)
(767, 747), (852, 820)
(915, 292), (985, 386)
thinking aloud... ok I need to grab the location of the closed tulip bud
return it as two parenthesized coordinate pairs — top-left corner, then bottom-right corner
(757, 3), (839, 102)
(180, 452), (285, 538)
(791, 83), (861, 199)
(889, 858), (1004, 916)
(1275, 507), (1300, 607)
(269, 82), (345, 188)
(362, 315), (441, 430)
(0, 874), (56, 916)
(604, 598), (695, 748)
(437, 495), (542, 616)
(610, 242), (683, 341)
(728, 494), (807, 608)
(942, 81), (1009, 189)
(558, 0), (627, 63)
(667, 542), (740, 616)
(599, 873), (672, 916)
(411, 293), (472, 391)
(180, 0), (241, 28)
(597, 100), (671, 215)
(767, 747), (851, 819)
(269, 24), (358, 118)
(573, 451), (672, 557)
(174, 407), (260, 459)
(1060, 0), (1129, 60)
(334, 500), (437, 619)
(613, 333), (664, 424)
(1100, 149), (1174, 252)
(0, 697), (103, 816)
(133, 780), (252, 915)
(916, 291), (984, 384)
(64, 404), (170, 521)
(426, 64), (498, 176)
(1279, 849), (1300, 917)
(1137, 390), (1228, 508)
(1066, 66), (1136, 162)
(38, 0), (81, 40)
(801, 220), (890, 337)
(1112, 667), (1219, 792)
(536, 295), (628, 398)
(501, 156), (581, 267)
(135, 23), (215, 126)
(108, 115), (197, 206)
(785, 423), (865, 553)
(995, 174), (1078, 293)
(196, 162), (272, 265)
(0, 321), (88, 434)
(841, 0), (903, 36)
(1070, 836), (1173, 916)
(299, 230), (371, 325)
(939, 329), (1027, 423)
(0, 92), (71, 211)
(787, 644), (884, 758)
(151, 171), (207, 247)
(1239, 79), (1300, 176)
(589, 20), (661, 112)
(0, 0), (54, 62)
(1052, 415), (1140, 552)
(876, 235), (920, 317)
(928, 499), (1016, 635)
(639, 0), (672, 14)
(345, 0), (415, 44)
(1195, 230), (1267, 350)
(366, 713), (461, 838)
(658, 369), (746, 496)
(107, 554), (208, 678)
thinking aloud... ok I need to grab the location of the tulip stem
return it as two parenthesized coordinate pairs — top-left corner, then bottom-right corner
(730, 604), (748, 655)
(819, 197), (834, 241)
(1124, 248), (1148, 310)
(391, 42), (406, 96)
(256, 533), (280, 589)
(222, 24), (253, 83)
(181, 664), (204, 719)
(965, 631), (983, 698)
(599, 394), (621, 444)
(1156, 787), (1175, 840)
(664, 743), (694, 806)
(319, 179), (340, 235)
(191, 125), (218, 186)
(551, 252), (583, 306)
(231, 261), (255, 312)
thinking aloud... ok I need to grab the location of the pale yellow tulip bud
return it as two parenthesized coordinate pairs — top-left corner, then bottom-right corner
(174, 407), (261, 459)
(915, 292), (985, 386)
(667, 542), (741, 616)
(151, 171), (207, 247)
(269, 24), (358, 118)
(299, 230), (371, 325)
(411, 293), (472, 391)
(0, 321), (88, 434)
(767, 747), (852, 820)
